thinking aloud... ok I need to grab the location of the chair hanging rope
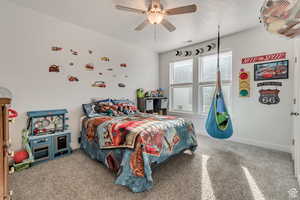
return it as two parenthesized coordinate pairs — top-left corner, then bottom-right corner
(205, 25), (233, 139)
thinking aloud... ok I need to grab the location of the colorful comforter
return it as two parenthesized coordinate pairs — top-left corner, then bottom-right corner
(80, 113), (197, 192)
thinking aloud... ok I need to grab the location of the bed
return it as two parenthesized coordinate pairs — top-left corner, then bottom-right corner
(80, 102), (197, 192)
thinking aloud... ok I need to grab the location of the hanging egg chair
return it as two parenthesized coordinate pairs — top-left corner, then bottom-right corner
(260, 0), (300, 38)
(205, 26), (233, 139)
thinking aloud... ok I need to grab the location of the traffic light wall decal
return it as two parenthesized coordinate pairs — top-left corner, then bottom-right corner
(239, 69), (250, 97)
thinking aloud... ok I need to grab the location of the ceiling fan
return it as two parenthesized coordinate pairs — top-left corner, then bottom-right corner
(115, 0), (197, 32)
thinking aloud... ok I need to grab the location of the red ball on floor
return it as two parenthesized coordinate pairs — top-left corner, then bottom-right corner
(13, 150), (29, 164)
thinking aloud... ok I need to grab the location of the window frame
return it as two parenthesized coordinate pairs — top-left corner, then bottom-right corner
(169, 58), (194, 113)
(168, 50), (233, 116)
(198, 51), (233, 115)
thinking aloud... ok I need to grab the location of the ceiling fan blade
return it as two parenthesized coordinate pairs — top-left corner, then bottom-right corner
(161, 19), (176, 32)
(165, 4), (197, 15)
(135, 19), (150, 31)
(115, 5), (146, 15)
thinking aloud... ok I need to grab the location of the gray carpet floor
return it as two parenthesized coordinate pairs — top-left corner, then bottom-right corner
(10, 135), (300, 200)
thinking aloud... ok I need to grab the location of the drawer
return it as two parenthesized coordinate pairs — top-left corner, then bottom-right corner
(160, 99), (169, 109)
(145, 100), (154, 111)
(30, 137), (51, 146)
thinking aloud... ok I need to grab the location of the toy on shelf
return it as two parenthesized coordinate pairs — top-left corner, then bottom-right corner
(137, 88), (145, 98)
(136, 88), (168, 115)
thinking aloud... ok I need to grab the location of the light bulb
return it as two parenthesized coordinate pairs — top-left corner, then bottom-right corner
(147, 8), (164, 24)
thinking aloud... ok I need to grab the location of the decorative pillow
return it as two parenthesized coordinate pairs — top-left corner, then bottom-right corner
(90, 98), (110, 103)
(82, 99), (116, 117)
(111, 99), (134, 105)
(112, 99), (138, 115)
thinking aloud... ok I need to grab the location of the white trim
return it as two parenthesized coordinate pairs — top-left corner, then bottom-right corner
(168, 111), (207, 119)
(198, 132), (291, 153)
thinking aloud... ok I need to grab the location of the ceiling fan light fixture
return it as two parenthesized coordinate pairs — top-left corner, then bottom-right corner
(147, 9), (164, 24)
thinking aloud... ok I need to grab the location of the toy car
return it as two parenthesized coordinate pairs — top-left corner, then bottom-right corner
(49, 65), (60, 72)
(68, 76), (79, 82)
(85, 64), (94, 71)
(118, 83), (126, 88)
(92, 81), (106, 88)
(51, 47), (63, 51)
(101, 57), (110, 62)
(70, 49), (78, 55)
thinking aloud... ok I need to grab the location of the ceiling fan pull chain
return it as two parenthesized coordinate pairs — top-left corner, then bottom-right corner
(154, 24), (158, 41)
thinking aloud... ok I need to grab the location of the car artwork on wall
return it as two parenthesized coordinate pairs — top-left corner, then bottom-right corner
(254, 60), (289, 81)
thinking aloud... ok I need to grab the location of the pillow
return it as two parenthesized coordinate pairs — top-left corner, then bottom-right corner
(82, 99), (113, 117)
(90, 98), (111, 103)
(112, 99), (138, 115)
(111, 99), (135, 105)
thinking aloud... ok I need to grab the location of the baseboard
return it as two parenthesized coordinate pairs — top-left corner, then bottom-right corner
(198, 132), (291, 153)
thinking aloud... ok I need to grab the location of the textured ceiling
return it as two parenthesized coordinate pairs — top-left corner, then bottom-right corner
(10, 0), (263, 52)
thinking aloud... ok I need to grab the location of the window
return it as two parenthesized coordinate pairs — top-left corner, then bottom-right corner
(200, 85), (231, 113)
(199, 52), (232, 114)
(169, 51), (232, 115)
(170, 59), (193, 112)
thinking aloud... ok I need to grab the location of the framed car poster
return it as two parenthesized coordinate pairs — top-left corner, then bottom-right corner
(254, 60), (289, 81)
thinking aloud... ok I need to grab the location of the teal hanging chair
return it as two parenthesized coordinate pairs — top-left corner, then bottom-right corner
(205, 26), (233, 139)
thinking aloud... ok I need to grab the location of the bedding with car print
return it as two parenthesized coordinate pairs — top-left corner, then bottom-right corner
(80, 113), (197, 192)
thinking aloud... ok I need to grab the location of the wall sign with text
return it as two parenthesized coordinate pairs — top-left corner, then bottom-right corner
(257, 81), (282, 105)
(241, 52), (286, 64)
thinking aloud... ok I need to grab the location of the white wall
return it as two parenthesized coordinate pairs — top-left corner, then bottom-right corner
(0, 1), (158, 150)
(159, 27), (294, 152)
